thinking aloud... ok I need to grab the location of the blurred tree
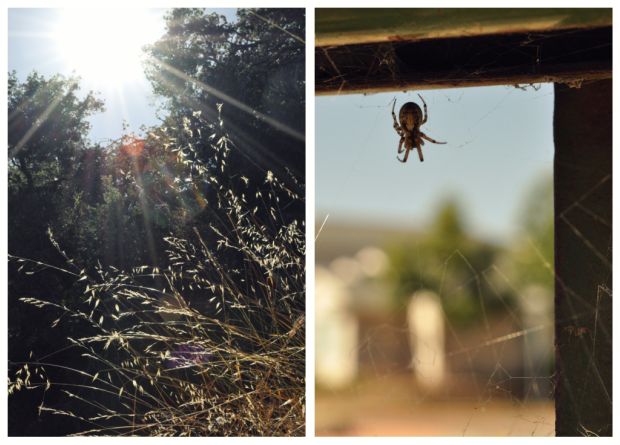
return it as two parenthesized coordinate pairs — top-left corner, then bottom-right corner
(511, 174), (554, 288)
(386, 200), (509, 326)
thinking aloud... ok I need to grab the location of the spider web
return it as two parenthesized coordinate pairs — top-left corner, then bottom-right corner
(315, 83), (610, 436)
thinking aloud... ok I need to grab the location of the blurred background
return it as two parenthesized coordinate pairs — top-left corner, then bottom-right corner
(316, 85), (555, 436)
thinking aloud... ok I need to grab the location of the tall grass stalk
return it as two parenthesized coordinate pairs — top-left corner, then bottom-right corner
(9, 113), (305, 436)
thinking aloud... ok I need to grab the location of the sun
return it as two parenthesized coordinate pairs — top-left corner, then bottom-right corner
(52, 8), (163, 89)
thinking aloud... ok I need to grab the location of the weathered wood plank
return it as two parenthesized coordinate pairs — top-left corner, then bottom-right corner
(316, 27), (611, 95)
(317, 8), (612, 47)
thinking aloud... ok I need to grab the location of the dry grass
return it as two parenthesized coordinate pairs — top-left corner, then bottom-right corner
(9, 116), (305, 436)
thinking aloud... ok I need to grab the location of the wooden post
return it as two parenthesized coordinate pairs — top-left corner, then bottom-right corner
(315, 267), (359, 389)
(554, 80), (612, 436)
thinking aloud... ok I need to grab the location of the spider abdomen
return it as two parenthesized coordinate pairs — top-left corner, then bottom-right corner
(399, 102), (423, 131)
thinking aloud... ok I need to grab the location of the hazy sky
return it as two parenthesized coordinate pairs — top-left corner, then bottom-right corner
(316, 85), (554, 244)
(8, 8), (237, 144)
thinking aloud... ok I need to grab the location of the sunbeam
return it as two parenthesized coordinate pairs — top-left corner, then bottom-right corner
(147, 66), (304, 182)
(10, 86), (70, 158)
(151, 58), (305, 142)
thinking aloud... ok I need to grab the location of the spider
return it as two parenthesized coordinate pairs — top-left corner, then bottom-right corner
(392, 95), (446, 163)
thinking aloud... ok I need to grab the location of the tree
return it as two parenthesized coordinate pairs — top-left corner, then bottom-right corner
(386, 200), (508, 326)
(8, 71), (104, 190)
(8, 72), (104, 259)
(144, 8), (305, 222)
(510, 174), (554, 288)
(8, 72), (104, 435)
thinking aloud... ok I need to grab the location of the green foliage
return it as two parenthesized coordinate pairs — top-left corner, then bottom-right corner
(385, 178), (554, 328)
(386, 200), (510, 327)
(8, 72), (104, 260)
(511, 175), (554, 288)
(145, 8), (305, 185)
(433, 199), (465, 240)
(8, 71), (104, 190)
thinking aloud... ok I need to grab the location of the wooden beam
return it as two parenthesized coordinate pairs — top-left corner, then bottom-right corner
(316, 8), (612, 47)
(316, 26), (611, 95)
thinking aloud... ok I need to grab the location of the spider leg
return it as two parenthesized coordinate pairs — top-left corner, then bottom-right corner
(417, 94), (428, 124)
(397, 137), (405, 153)
(392, 99), (403, 135)
(397, 147), (410, 163)
(420, 131), (446, 144)
(416, 144), (424, 162)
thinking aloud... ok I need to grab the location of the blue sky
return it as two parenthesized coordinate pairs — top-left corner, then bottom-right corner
(8, 8), (237, 144)
(316, 85), (554, 244)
